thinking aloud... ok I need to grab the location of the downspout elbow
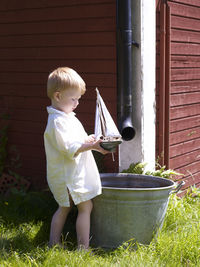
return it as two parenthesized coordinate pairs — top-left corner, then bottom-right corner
(120, 117), (136, 141)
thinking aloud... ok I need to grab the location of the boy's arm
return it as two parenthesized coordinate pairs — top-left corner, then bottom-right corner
(53, 119), (108, 158)
(74, 139), (108, 157)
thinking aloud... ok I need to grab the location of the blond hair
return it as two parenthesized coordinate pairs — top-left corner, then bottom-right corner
(47, 67), (86, 99)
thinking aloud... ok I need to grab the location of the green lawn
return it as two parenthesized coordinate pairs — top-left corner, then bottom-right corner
(0, 188), (200, 267)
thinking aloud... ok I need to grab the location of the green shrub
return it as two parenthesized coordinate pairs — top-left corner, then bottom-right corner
(122, 162), (182, 179)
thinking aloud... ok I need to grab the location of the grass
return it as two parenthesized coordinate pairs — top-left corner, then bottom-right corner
(0, 188), (200, 267)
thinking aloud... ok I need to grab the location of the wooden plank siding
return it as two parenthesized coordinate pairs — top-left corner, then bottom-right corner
(156, 0), (200, 193)
(169, 0), (200, 191)
(0, 0), (117, 189)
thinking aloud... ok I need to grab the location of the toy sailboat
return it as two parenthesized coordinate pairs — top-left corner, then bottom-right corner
(94, 88), (122, 152)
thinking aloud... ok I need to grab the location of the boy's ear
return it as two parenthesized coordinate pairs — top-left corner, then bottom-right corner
(53, 91), (61, 101)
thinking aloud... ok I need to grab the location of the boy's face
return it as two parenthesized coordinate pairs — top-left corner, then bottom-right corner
(53, 88), (81, 114)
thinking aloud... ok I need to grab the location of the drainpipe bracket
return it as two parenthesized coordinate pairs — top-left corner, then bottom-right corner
(132, 41), (139, 48)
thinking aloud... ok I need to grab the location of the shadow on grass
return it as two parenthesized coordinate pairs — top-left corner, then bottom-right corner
(0, 233), (34, 252)
(0, 191), (120, 255)
(0, 190), (57, 224)
(0, 190), (78, 252)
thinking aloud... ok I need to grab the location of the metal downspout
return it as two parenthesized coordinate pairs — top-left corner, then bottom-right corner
(116, 0), (137, 141)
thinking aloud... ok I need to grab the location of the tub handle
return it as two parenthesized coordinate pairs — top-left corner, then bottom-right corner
(170, 181), (185, 194)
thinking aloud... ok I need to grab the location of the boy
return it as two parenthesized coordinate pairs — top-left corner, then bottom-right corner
(44, 67), (108, 249)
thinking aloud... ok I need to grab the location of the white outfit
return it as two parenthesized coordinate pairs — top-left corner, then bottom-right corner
(44, 106), (102, 207)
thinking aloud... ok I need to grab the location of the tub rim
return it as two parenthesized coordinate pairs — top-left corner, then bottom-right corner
(100, 172), (176, 191)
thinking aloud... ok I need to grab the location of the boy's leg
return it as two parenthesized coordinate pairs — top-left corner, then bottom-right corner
(49, 196), (73, 247)
(76, 199), (93, 250)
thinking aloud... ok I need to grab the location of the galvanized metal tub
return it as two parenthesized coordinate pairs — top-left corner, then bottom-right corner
(91, 173), (182, 249)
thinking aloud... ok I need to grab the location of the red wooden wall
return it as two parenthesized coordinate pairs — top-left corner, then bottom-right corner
(0, 0), (117, 189)
(156, 0), (200, 192)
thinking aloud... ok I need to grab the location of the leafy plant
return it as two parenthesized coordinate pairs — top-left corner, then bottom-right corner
(121, 162), (182, 179)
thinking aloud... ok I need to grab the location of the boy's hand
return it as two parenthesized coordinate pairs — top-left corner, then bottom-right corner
(85, 135), (109, 154)
(85, 134), (95, 143)
(75, 136), (111, 156)
(92, 139), (110, 155)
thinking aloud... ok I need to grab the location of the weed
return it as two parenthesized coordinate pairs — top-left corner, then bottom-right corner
(121, 162), (182, 179)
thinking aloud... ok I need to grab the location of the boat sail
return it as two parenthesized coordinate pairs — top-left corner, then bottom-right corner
(94, 88), (122, 152)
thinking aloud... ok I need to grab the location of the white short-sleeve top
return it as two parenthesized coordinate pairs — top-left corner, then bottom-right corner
(44, 106), (102, 207)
